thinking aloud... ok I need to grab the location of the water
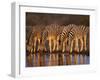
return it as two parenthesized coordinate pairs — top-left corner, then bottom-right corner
(26, 53), (89, 67)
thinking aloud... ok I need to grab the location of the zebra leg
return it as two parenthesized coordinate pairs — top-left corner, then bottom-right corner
(53, 39), (56, 52)
(56, 40), (59, 51)
(56, 36), (60, 51)
(37, 39), (40, 51)
(30, 47), (33, 54)
(44, 45), (47, 51)
(33, 38), (37, 53)
(75, 38), (79, 52)
(62, 41), (66, 52)
(80, 38), (84, 52)
(49, 39), (52, 53)
(43, 41), (47, 51)
(56, 41), (59, 51)
(84, 35), (87, 51)
(70, 40), (74, 53)
(42, 40), (47, 51)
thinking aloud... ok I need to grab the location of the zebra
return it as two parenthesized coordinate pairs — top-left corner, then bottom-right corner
(60, 24), (75, 52)
(78, 25), (89, 51)
(26, 26), (34, 54)
(56, 26), (64, 51)
(69, 25), (89, 52)
(42, 24), (60, 53)
(26, 24), (89, 53)
(32, 25), (45, 52)
(60, 24), (89, 53)
(26, 25), (45, 53)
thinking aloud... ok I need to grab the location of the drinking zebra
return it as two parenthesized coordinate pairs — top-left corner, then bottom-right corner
(42, 24), (60, 53)
(60, 24), (89, 53)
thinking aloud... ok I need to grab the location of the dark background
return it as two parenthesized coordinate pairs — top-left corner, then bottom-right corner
(26, 12), (89, 26)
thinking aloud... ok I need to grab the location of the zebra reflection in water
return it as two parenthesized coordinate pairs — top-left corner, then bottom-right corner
(26, 53), (89, 67)
(26, 24), (89, 67)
